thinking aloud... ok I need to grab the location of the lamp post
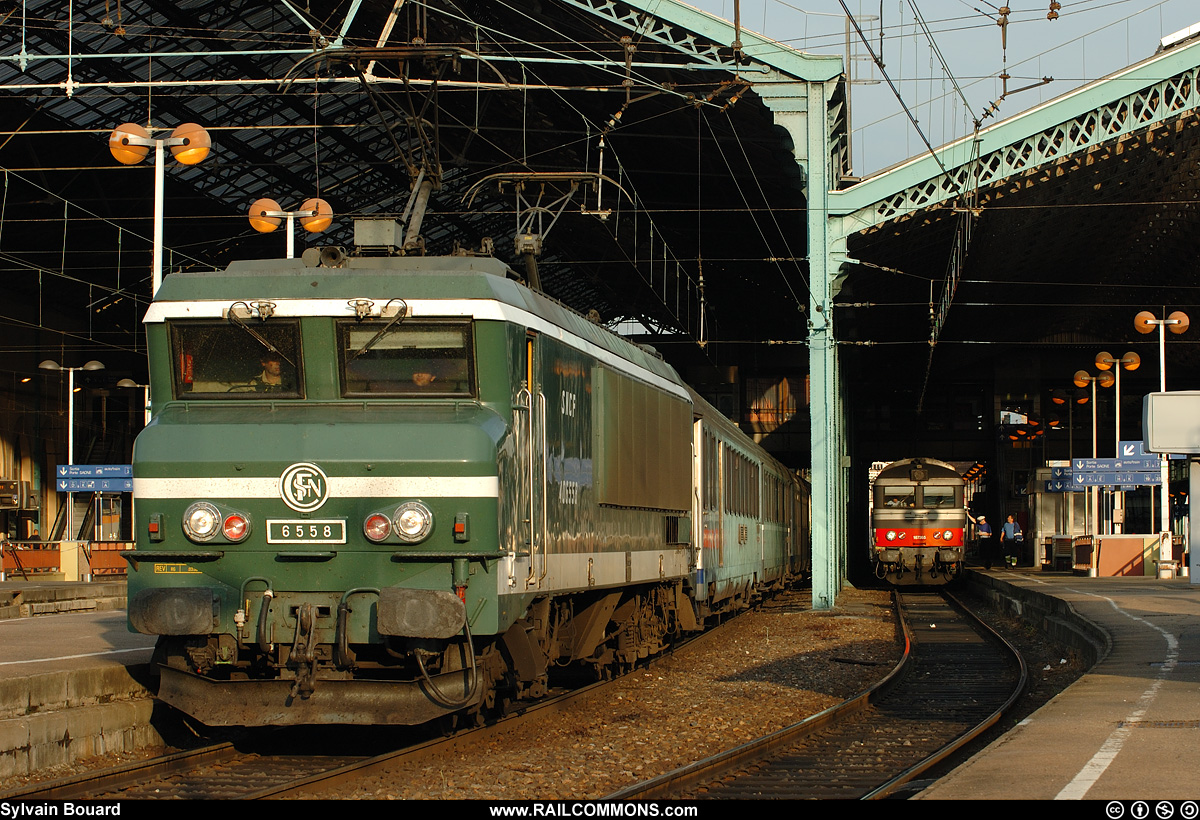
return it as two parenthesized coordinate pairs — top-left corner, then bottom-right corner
(1074, 369), (1115, 536)
(1095, 351), (1141, 534)
(248, 198), (333, 258)
(116, 379), (151, 427)
(1051, 386), (1091, 537)
(1135, 310), (1190, 563)
(39, 359), (105, 548)
(109, 122), (210, 295)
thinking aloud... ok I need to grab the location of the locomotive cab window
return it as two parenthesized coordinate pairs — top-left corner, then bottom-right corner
(339, 320), (474, 398)
(880, 487), (915, 508)
(922, 487), (959, 508)
(169, 321), (303, 399)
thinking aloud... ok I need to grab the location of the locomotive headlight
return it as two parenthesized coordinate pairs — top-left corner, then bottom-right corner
(364, 513), (391, 542)
(933, 530), (943, 540)
(393, 501), (433, 543)
(885, 530), (897, 541)
(223, 513), (249, 542)
(182, 502), (221, 542)
(944, 530), (954, 540)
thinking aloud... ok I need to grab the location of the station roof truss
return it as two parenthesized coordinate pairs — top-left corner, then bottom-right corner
(827, 35), (1200, 403)
(0, 0), (843, 368)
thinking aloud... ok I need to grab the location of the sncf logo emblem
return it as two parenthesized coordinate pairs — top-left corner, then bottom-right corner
(279, 462), (330, 512)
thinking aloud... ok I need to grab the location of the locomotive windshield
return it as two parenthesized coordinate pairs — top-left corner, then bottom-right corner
(880, 487), (915, 507)
(338, 320), (474, 397)
(169, 320), (303, 399)
(923, 487), (959, 508)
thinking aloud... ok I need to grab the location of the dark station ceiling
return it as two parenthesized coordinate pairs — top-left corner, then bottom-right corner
(0, 0), (808, 379)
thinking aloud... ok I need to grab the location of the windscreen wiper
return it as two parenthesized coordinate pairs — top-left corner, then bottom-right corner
(346, 299), (409, 364)
(226, 301), (296, 367)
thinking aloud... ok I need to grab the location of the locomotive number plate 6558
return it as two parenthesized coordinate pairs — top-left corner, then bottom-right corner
(266, 519), (347, 544)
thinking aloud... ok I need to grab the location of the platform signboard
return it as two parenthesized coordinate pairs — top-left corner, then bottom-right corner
(1071, 457), (1160, 472)
(56, 465), (132, 478)
(56, 477), (133, 492)
(1073, 471), (1162, 487)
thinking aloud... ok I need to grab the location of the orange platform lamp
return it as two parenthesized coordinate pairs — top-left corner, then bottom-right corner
(248, 197), (332, 258)
(1094, 350), (1141, 534)
(1134, 309), (1190, 568)
(1074, 369), (1114, 537)
(109, 122), (211, 295)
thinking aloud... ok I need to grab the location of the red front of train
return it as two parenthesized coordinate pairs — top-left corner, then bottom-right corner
(871, 458), (967, 586)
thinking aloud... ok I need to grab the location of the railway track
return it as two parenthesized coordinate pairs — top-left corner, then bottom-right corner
(607, 590), (1026, 800)
(1, 678), (621, 800)
(4, 616), (740, 801)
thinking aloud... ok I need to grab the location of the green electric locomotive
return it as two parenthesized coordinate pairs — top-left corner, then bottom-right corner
(126, 221), (809, 726)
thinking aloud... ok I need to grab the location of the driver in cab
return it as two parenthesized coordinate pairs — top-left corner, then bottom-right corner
(252, 353), (291, 392)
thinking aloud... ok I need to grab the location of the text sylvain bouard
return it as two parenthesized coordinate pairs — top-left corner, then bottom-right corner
(1, 805), (120, 817)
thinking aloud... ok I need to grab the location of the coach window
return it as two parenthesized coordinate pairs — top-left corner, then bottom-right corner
(339, 320), (474, 397)
(170, 321), (303, 399)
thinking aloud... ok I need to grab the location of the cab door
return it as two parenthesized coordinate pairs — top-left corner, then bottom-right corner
(515, 331), (546, 589)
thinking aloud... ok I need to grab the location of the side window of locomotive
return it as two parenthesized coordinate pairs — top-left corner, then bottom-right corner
(922, 487), (957, 508)
(338, 321), (474, 397)
(170, 321), (303, 399)
(879, 486), (915, 508)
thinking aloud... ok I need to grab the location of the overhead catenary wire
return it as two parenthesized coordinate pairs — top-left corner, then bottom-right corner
(837, 0), (955, 183)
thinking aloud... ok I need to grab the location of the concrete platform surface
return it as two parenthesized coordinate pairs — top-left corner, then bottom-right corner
(0, 580), (163, 779)
(920, 569), (1200, 801)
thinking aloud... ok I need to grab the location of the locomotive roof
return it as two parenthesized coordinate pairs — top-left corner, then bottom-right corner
(874, 458), (962, 481)
(148, 253), (686, 398)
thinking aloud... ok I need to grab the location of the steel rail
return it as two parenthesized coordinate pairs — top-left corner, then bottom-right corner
(864, 589), (1028, 799)
(4, 601), (737, 800)
(607, 589), (1026, 800)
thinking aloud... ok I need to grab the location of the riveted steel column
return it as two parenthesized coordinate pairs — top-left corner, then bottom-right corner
(807, 77), (845, 611)
(758, 77), (844, 610)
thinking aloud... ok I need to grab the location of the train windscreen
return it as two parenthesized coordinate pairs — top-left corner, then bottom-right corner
(923, 487), (958, 508)
(879, 487), (915, 508)
(169, 320), (303, 399)
(338, 320), (474, 398)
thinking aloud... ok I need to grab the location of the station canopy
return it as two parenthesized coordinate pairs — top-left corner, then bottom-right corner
(0, 0), (811, 367)
(4, 1), (1200, 444)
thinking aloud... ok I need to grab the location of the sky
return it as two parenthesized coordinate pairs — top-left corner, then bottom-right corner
(687, 0), (1200, 175)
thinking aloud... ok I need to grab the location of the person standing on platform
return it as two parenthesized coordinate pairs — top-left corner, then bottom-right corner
(968, 512), (995, 569)
(1001, 514), (1023, 568)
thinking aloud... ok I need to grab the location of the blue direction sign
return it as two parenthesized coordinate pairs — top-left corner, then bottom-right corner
(56, 464), (132, 478)
(1072, 471), (1162, 487)
(1045, 480), (1080, 493)
(1051, 466), (1073, 479)
(1119, 440), (1147, 458)
(1072, 457), (1160, 472)
(56, 478), (133, 492)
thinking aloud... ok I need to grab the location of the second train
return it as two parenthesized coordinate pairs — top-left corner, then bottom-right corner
(870, 457), (967, 586)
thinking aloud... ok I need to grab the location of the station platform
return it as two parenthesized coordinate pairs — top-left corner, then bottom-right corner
(921, 567), (1200, 801)
(0, 579), (161, 780)
(4, 572), (1200, 800)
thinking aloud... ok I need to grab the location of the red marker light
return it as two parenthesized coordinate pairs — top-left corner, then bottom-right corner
(223, 514), (248, 542)
(364, 514), (391, 542)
